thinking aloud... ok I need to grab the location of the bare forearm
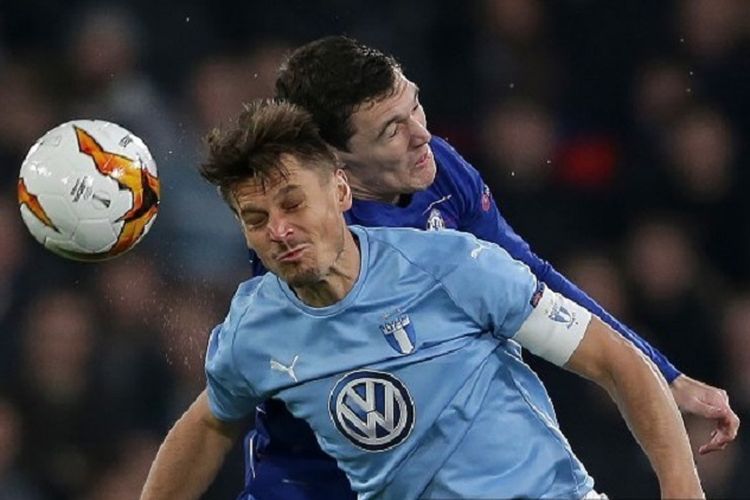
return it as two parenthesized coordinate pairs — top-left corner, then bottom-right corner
(566, 317), (703, 498)
(141, 392), (242, 500)
(602, 337), (702, 497)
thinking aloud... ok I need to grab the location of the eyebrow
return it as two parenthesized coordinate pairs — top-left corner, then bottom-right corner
(375, 85), (421, 140)
(238, 184), (303, 216)
(274, 184), (303, 199)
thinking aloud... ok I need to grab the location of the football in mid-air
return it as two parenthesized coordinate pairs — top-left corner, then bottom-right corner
(18, 120), (160, 261)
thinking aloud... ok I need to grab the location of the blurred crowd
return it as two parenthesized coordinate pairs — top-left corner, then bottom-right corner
(1, 0), (749, 498)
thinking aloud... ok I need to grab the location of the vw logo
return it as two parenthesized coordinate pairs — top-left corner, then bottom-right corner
(328, 370), (415, 452)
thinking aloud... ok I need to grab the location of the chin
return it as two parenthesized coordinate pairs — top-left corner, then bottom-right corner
(416, 159), (437, 189)
(284, 267), (323, 288)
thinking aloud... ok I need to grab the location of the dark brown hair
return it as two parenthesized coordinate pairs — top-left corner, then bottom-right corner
(275, 36), (401, 150)
(200, 99), (339, 203)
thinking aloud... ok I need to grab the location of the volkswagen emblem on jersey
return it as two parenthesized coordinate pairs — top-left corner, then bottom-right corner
(328, 370), (415, 452)
(380, 313), (416, 354)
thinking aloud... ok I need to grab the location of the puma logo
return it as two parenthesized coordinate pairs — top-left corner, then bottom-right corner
(471, 241), (490, 259)
(270, 355), (300, 382)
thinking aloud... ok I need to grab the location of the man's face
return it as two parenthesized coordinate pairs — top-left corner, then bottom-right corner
(230, 156), (352, 287)
(338, 74), (437, 202)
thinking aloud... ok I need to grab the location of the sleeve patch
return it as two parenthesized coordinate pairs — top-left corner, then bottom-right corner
(513, 285), (592, 366)
(481, 184), (492, 212)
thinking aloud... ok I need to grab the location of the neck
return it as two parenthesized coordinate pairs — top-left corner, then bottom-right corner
(293, 229), (361, 307)
(348, 176), (401, 205)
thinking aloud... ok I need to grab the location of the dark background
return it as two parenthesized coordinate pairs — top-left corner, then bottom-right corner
(1, 1), (748, 498)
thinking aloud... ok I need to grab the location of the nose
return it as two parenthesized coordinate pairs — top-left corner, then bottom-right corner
(408, 116), (431, 147)
(267, 213), (293, 242)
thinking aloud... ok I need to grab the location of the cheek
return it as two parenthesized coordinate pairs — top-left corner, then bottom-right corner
(238, 222), (253, 248)
(242, 229), (265, 253)
(415, 107), (427, 127)
(376, 137), (411, 171)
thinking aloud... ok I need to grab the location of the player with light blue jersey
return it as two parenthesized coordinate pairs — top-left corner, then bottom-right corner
(141, 99), (704, 499)
(213, 225), (595, 499)
(254, 134), (671, 372)
(238, 37), (738, 499)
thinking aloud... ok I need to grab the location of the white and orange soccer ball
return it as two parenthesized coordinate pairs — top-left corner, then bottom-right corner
(18, 120), (160, 261)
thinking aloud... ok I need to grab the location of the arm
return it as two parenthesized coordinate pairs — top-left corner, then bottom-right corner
(506, 237), (740, 452)
(437, 231), (703, 497)
(456, 168), (680, 382)
(141, 390), (245, 499)
(565, 317), (703, 498)
(432, 135), (680, 379)
(670, 376), (739, 454)
(490, 218), (739, 453)
(437, 137), (739, 449)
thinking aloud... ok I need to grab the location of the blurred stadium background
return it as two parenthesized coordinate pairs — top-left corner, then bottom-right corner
(1, 0), (749, 498)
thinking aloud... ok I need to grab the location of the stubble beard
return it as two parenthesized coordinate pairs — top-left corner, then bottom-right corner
(286, 223), (348, 289)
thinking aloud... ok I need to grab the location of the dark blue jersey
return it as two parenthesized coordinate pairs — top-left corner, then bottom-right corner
(241, 136), (679, 499)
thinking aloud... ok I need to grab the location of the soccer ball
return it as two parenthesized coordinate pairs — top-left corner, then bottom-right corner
(18, 120), (160, 261)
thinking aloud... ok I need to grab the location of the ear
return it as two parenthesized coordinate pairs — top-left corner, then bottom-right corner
(334, 168), (352, 211)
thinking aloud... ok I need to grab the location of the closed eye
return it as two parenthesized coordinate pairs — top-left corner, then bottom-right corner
(244, 215), (267, 230)
(387, 123), (400, 138)
(283, 199), (304, 211)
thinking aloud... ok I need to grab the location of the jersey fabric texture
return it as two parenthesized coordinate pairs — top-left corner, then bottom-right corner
(241, 136), (678, 499)
(210, 226), (595, 499)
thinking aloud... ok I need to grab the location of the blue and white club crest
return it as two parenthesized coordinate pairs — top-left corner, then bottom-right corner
(426, 208), (445, 231)
(328, 370), (415, 452)
(380, 313), (416, 354)
(548, 302), (575, 328)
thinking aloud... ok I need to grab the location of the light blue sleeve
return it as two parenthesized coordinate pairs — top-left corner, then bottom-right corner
(436, 232), (538, 339)
(204, 282), (264, 422)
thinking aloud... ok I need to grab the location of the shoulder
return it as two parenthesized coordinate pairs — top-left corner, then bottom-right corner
(361, 226), (534, 321)
(209, 276), (268, 355)
(362, 225), (489, 276)
(431, 137), (481, 181)
(235, 274), (265, 298)
(431, 137), (485, 210)
(206, 275), (271, 378)
(228, 275), (268, 317)
(430, 136), (462, 162)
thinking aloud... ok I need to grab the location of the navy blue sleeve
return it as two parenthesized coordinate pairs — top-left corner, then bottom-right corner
(249, 249), (268, 277)
(434, 137), (681, 382)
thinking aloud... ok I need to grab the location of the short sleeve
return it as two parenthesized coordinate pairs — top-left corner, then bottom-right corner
(438, 233), (537, 339)
(204, 324), (259, 421)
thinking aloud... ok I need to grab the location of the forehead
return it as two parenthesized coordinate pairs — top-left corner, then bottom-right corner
(351, 74), (414, 125)
(231, 155), (328, 208)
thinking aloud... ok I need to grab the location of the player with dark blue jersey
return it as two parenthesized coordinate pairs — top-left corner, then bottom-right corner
(238, 37), (738, 500)
(141, 100), (704, 499)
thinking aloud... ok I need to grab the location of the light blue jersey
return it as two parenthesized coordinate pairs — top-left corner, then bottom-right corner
(207, 225), (595, 499)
